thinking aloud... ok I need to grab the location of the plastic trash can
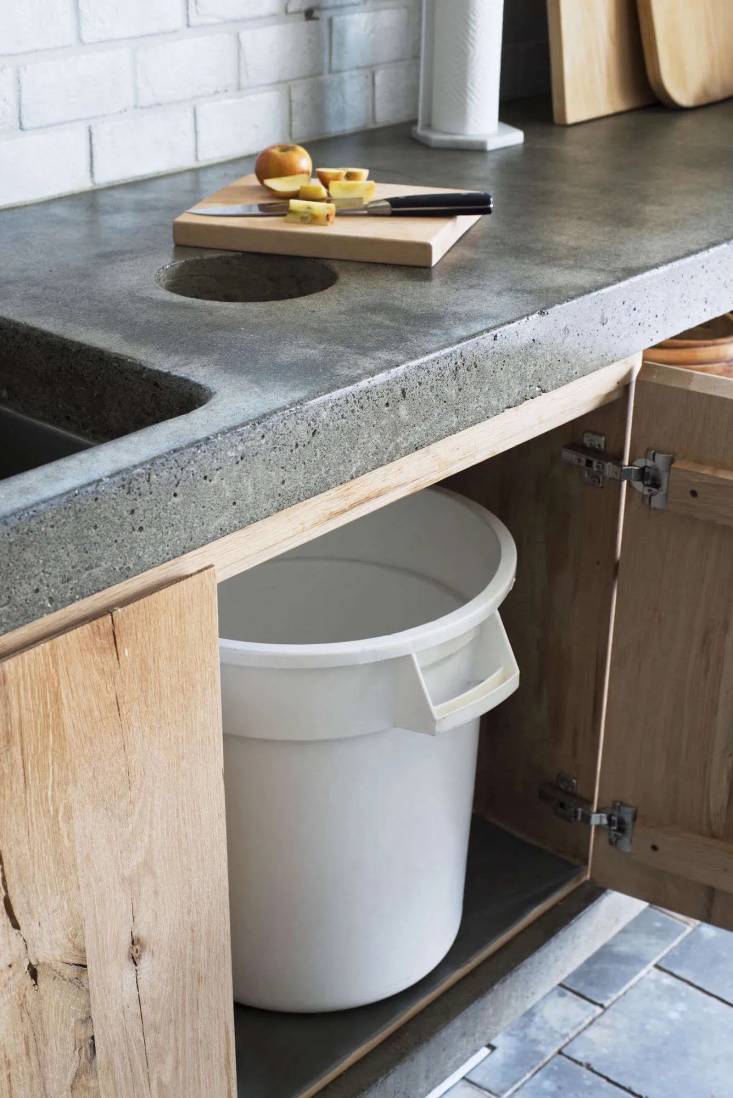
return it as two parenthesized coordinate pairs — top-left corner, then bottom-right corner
(218, 487), (519, 1012)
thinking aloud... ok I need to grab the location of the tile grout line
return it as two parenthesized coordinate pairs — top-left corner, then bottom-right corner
(460, 918), (701, 1098)
(560, 1050), (645, 1098)
(496, 1003), (603, 1098)
(559, 922), (695, 1011)
(655, 962), (733, 1009)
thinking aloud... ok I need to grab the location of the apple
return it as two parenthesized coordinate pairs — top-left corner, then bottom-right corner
(262, 173), (311, 198)
(255, 143), (312, 186)
(299, 180), (329, 201)
(316, 167), (346, 187)
(286, 199), (336, 225)
(329, 179), (376, 202)
(343, 167), (369, 181)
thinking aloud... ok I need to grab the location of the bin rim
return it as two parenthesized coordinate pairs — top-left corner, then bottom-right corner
(218, 489), (517, 670)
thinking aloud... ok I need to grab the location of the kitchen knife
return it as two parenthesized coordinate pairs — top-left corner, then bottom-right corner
(188, 192), (493, 218)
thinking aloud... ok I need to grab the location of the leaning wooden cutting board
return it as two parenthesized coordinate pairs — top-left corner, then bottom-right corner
(173, 175), (482, 268)
(637, 0), (733, 108)
(547, 0), (655, 124)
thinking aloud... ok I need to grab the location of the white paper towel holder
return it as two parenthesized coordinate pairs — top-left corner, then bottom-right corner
(412, 0), (524, 151)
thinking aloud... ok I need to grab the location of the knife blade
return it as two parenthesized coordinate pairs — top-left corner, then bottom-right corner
(188, 202), (362, 217)
(187, 191), (493, 218)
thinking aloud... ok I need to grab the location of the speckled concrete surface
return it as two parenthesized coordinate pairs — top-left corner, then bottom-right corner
(2, 99), (733, 634)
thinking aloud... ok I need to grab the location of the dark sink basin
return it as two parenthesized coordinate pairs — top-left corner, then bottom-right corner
(0, 319), (210, 481)
(0, 405), (92, 479)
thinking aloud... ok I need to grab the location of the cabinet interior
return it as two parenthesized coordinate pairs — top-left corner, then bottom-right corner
(227, 394), (628, 1098)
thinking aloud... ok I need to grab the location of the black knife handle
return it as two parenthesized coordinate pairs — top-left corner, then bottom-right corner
(386, 191), (493, 216)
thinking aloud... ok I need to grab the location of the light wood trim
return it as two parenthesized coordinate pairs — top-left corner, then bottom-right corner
(0, 355), (638, 661)
(631, 821), (733, 895)
(0, 570), (236, 1097)
(667, 460), (733, 528)
(640, 360), (733, 399)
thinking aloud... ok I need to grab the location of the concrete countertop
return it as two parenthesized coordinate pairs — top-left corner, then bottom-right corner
(2, 98), (733, 636)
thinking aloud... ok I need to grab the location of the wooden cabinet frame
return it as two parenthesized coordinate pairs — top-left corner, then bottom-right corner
(453, 363), (733, 925)
(2, 354), (732, 1097)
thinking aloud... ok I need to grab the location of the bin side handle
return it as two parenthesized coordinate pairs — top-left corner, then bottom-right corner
(394, 614), (519, 736)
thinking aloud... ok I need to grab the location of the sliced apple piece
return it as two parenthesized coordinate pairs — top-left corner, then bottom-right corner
(343, 167), (369, 181)
(285, 199), (336, 225)
(262, 173), (311, 198)
(298, 180), (329, 201)
(316, 167), (346, 187)
(329, 179), (376, 202)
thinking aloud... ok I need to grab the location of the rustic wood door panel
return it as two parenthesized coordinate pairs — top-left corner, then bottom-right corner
(592, 365), (733, 926)
(449, 394), (629, 864)
(0, 570), (236, 1098)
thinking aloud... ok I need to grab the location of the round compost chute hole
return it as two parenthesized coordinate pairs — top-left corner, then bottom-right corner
(157, 253), (338, 302)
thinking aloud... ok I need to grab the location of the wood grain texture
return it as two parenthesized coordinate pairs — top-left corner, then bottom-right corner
(174, 176), (480, 268)
(0, 570), (236, 1098)
(637, 0), (733, 108)
(592, 364), (733, 928)
(667, 460), (733, 528)
(547, 0), (654, 124)
(449, 394), (630, 864)
(631, 823), (733, 894)
(0, 357), (637, 663)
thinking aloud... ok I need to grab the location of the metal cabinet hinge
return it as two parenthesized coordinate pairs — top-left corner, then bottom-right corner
(561, 431), (673, 509)
(539, 773), (636, 852)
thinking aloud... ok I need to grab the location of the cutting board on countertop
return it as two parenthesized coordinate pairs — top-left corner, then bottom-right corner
(547, 0), (655, 124)
(173, 174), (482, 268)
(637, 0), (733, 108)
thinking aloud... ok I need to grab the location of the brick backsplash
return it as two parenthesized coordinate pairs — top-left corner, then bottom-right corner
(0, 0), (548, 208)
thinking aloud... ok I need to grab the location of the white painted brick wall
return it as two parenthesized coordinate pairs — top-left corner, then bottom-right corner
(1, 0), (76, 55)
(331, 8), (411, 72)
(78, 0), (185, 43)
(241, 19), (328, 87)
(374, 60), (419, 125)
(92, 106), (195, 185)
(136, 34), (238, 106)
(191, 0), (286, 23)
(0, 69), (19, 131)
(0, 126), (90, 205)
(21, 50), (134, 128)
(291, 69), (372, 141)
(0, 0), (547, 209)
(196, 88), (288, 161)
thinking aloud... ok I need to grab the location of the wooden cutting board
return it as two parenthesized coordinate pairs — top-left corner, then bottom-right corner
(173, 175), (482, 268)
(547, 0), (655, 124)
(637, 0), (733, 108)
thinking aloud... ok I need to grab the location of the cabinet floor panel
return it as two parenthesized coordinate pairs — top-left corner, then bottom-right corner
(234, 817), (583, 1098)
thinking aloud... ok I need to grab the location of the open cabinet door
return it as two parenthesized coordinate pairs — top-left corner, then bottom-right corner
(591, 363), (733, 927)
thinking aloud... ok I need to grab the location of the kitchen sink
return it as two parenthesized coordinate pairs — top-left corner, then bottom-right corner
(0, 319), (210, 481)
(0, 405), (93, 480)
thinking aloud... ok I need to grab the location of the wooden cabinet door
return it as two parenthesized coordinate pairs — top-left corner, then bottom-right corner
(0, 570), (236, 1098)
(591, 364), (733, 927)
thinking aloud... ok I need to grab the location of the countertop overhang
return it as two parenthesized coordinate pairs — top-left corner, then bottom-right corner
(2, 98), (733, 635)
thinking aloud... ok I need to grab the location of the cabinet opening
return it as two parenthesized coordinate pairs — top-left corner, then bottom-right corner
(223, 395), (627, 1097)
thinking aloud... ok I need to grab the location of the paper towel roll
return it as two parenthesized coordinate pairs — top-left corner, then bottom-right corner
(430, 0), (503, 136)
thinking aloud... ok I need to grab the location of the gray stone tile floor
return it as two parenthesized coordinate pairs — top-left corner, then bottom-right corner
(433, 904), (733, 1098)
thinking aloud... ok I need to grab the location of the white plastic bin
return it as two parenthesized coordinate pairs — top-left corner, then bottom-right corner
(219, 488), (518, 1012)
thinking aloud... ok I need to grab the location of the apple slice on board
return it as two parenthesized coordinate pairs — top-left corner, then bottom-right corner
(263, 174), (311, 198)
